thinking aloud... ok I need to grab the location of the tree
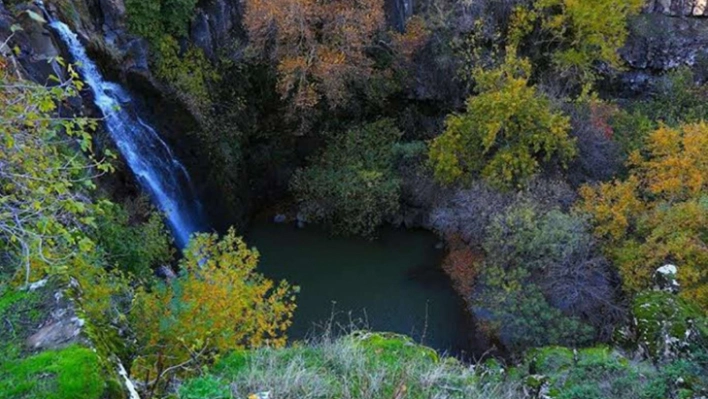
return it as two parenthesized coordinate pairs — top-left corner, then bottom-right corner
(579, 122), (708, 309)
(130, 229), (297, 393)
(0, 54), (139, 367)
(429, 52), (576, 189)
(243, 0), (385, 122)
(126, 0), (197, 42)
(96, 200), (173, 282)
(291, 120), (402, 237)
(510, 0), (643, 87)
(0, 57), (113, 285)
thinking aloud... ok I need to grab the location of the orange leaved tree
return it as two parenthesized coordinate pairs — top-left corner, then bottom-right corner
(244, 0), (385, 121)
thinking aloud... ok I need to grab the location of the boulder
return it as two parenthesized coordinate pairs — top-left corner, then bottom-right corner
(614, 265), (708, 363)
(26, 315), (85, 351)
(654, 264), (680, 294)
(25, 288), (87, 351)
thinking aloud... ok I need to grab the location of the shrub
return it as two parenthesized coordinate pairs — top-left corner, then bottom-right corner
(96, 201), (173, 281)
(471, 204), (620, 350)
(430, 178), (575, 245)
(130, 229), (296, 393)
(521, 345), (708, 399)
(566, 99), (623, 185)
(610, 68), (708, 159)
(152, 35), (220, 109)
(429, 53), (576, 189)
(291, 120), (402, 237)
(430, 181), (513, 244)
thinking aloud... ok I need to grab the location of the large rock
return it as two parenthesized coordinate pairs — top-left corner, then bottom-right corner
(98, 0), (126, 32)
(386, 0), (414, 32)
(629, 290), (707, 362)
(0, 2), (65, 83)
(190, 10), (214, 59)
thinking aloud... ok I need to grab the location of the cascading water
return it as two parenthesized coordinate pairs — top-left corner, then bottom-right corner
(49, 20), (204, 247)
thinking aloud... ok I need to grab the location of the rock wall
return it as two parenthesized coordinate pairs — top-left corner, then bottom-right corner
(189, 0), (244, 60)
(1, 0), (250, 234)
(615, 0), (708, 94)
(645, 0), (708, 16)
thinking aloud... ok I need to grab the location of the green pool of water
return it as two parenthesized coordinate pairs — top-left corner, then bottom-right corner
(247, 221), (476, 357)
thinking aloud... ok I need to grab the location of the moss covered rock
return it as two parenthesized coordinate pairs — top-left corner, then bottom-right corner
(631, 291), (708, 362)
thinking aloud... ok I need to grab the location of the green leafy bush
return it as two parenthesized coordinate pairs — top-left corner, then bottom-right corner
(96, 201), (173, 281)
(291, 120), (403, 237)
(471, 204), (619, 350)
(126, 0), (197, 42)
(429, 53), (576, 189)
(610, 68), (708, 160)
(520, 345), (708, 399)
(153, 35), (219, 108)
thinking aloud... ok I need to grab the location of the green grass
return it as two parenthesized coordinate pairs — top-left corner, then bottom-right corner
(180, 331), (513, 399)
(0, 345), (105, 399)
(179, 330), (708, 399)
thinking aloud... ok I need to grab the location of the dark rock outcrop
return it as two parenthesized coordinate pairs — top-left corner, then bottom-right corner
(617, 5), (708, 95)
(189, 0), (244, 61)
(0, 2), (64, 83)
(645, 0), (708, 17)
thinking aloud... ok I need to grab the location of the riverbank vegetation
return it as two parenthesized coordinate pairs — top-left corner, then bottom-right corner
(2, 0), (708, 397)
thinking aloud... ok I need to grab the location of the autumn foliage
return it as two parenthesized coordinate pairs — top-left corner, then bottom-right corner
(510, 0), (644, 87)
(244, 0), (385, 118)
(441, 235), (481, 297)
(579, 123), (708, 309)
(131, 229), (297, 390)
(429, 52), (576, 189)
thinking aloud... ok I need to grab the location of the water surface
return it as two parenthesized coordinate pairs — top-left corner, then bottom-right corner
(248, 221), (476, 357)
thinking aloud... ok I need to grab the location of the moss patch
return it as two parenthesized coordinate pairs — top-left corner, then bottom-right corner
(0, 345), (105, 399)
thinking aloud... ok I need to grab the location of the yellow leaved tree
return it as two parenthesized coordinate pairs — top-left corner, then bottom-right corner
(510, 0), (644, 88)
(428, 51), (576, 189)
(130, 228), (297, 394)
(579, 122), (708, 309)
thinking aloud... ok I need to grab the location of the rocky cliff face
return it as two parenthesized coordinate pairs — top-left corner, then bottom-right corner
(1, 0), (250, 233)
(4, 0), (708, 233)
(189, 0), (244, 60)
(646, 0), (708, 16)
(619, 2), (708, 94)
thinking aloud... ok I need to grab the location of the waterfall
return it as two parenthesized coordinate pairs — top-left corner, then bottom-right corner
(49, 21), (204, 248)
